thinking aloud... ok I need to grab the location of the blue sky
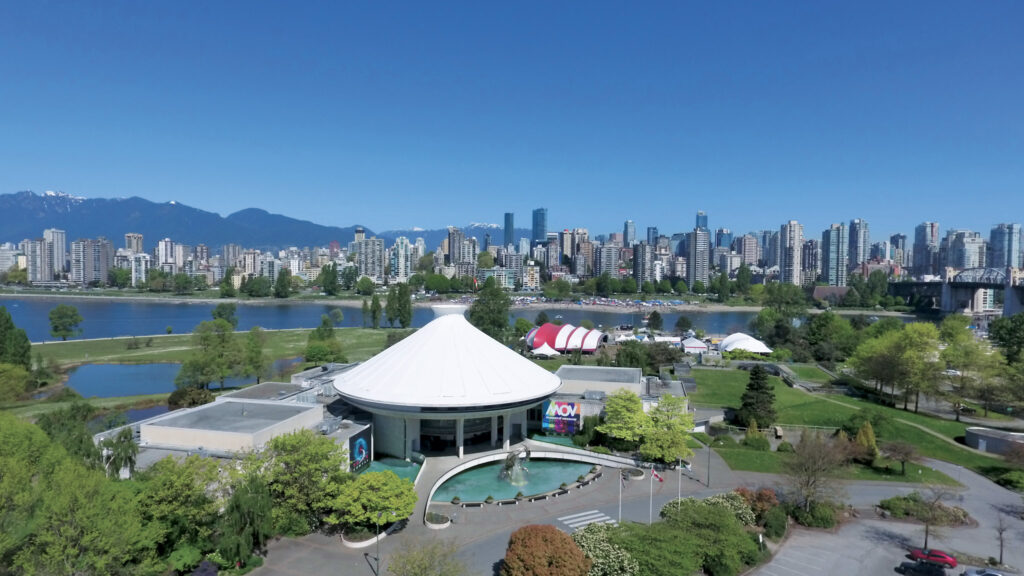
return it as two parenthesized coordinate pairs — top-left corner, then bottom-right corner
(1, 1), (1022, 240)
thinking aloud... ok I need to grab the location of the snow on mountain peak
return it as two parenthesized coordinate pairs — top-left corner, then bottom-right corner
(468, 222), (500, 229)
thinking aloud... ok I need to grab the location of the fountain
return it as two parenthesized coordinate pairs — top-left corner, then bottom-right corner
(498, 446), (531, 486)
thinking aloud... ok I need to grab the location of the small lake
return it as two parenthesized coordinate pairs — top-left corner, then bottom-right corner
(65, 363), (259, 398)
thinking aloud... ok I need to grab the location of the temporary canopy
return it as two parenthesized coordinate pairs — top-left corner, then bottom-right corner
(532, 343), (561, 357)
(682, 337), (709, 354)
(720, 333), (773, 354)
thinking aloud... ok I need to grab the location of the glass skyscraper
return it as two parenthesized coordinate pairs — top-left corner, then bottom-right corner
(532, 208), (547, 246)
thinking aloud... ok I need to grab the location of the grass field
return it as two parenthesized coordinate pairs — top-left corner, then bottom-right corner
(691, 367), (1016, 481)
(32, 327), (394, 368)
(788, 364), (833, 384)
(1, 392), (172, 419)
(715, 448), (958, 485)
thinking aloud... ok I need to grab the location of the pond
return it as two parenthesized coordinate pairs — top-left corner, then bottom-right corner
(65, 363), (254, 398)
(431, 459), (593, 502)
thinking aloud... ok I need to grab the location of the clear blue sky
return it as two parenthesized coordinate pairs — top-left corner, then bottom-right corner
(2, 1), (1022, 241)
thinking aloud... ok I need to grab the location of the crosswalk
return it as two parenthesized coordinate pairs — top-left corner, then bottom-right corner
(558, 510), (617, 531)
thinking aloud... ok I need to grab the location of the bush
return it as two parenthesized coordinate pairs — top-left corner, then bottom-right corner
(573, 414), (602, 447)
(571, 522), (640, 576)
(741, 436), (771, 452)
(589, 445), (612, 455)
(704, 493), (756, 526)
(763, 506), (788, 539)
(997, 470), (1024, 491)
(878, 492), (970, 525)
(502, 525), (591, 576)
(734, 487), (779, 523)
(776, 441), (795, 453)
(789, 502), (835, 529)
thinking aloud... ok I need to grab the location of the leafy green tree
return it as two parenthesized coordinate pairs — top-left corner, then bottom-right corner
(356, 276), (376, 296)
(1, 265), (29, 285)
(397, 283), (413, 328)
(0, 363), (31, 402)
(362, 299), (370, 327)
(328, 470), (416, 529)
(218, 471), (274, 568)
(385, 285), (400, 327)
(318, 263), (340, 295)
(146, 268), (169, 292)
(175, 319), (243, 389)
(647, 310), (663, 331)
(735, 264), (752, 294)
(417, 252), (435, 273)
(15, 461), (158, 575)
(424, 273), (451, 294)
(763, 282), (808, 318)
(899, 322), (942, 412)
(370, 294), (382, 329)
(387, 538), (468, 576)
(108, 267), (132, 288)
(303, 339), (348, 366)
(173, 273), (194, 295)
(615, 340), (648, 370)
(329, 307), (345, 325)
(596, 390), (648, 448)
(477, 251), (495, 269)
(469, 282), (512, 341)
(243, 275), (272, 297)
(543, 279), (573, 300)
(620, 277), (638, 294)
(311, 314), (335, 341)
(502, 524), (591, 576)
(35, 401), (102, 467)
(737, 365), (776, 426)
(137, 454), (221, 558)
(571, 522), (639, 576)
(640, 394), (694, 463)
(535, 310), (550, 325)
(0, 306), (31, 369)
(881, 441), (919, 475)
(340, 265), (359, 291)
(167, 386), (215, 409)
(674, 315), (693, 334)
(273, 268), (292, 298)
(657, 498), (760, 576)
(263, 429), (351, 534)
(219, 268), (237, 298)
(513, 317), (534, 340)
(102, 427), (138, 479)
(853, 420), (879, 463)
(675, 280), (689, 294)
(48, 304), (83, 340)
(212, 302), (239, 328)
(243, 327), (271, 384)
(991, 313), (1024, 365)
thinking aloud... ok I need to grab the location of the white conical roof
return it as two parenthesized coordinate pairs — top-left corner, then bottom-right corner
(333, 305), (561, 410)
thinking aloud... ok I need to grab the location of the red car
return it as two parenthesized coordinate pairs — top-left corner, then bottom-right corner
(908, 548), (957, 568)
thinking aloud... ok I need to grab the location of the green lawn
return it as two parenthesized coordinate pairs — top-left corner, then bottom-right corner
(1, 392), (172, 419)
(715, 448), (958, 485)
(32, 327), (393, 368)
(788, 364), (833, 384)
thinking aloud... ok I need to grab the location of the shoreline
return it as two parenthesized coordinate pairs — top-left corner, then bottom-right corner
(0, 290), (916, 317)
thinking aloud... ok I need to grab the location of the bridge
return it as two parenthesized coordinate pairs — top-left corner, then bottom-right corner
(888, 267), (1024, 316)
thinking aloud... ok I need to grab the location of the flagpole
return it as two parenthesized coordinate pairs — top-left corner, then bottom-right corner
(649, 471), (654, 525)
(618, 469), (624, 523)
(677, 458), (681, 502)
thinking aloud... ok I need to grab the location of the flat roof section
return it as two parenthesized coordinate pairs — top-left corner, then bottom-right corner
(555, 366), (642, 385)
(150, 401), (319, 434)
(220, 382), (306, 401)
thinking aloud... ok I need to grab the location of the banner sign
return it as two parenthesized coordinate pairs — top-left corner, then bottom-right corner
(349, 426), (372, 473)
(542, 401), (580, 435)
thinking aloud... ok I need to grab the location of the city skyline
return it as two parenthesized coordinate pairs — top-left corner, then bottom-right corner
(2, 3), (1022, 236)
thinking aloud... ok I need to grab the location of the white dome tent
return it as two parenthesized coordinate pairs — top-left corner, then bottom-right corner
(719, 332), (773, 355)
(333, 305), (562, 459)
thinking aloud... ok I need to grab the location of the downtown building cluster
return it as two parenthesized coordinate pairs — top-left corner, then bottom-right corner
(2, 214), (1022, 295)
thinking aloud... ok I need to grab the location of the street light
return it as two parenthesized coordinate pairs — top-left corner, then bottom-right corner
(374, 511), (396, 575)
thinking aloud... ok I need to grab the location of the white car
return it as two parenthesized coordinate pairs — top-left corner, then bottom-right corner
(943, 369), (962, 377)
(961, 569), (1004, 576)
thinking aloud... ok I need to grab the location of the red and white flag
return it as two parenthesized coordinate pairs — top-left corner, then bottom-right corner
(652, 470), (664, 482)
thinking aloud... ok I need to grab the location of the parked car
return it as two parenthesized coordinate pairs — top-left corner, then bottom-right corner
(909, 549), (958, 568)
(961, 569), (1004, 576)
(897, 561), (946, 576)
(943, 369), (963, 377)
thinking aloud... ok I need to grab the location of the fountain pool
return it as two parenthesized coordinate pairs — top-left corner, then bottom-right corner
(431, 459), (594, 502)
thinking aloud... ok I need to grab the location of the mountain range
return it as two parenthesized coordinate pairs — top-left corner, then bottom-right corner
(0, 191), (531, 252)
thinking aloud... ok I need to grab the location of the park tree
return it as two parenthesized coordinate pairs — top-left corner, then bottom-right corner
(596, 390), (648, 449)
(639, 394), (694, 463)
(502, 524), (591, 576)
(217, 470), (274, 568)
(340, 265), (359, 291)
(243, 276), (272, 297)
(849, 328), (905, 399)
(899, 322), (942, 412)
(212, 302), (239, 328)
(620, 277), (638, 294)
(262, 429), (351, 534)
(329, 307), (345, 325)
(243, 327), (271, 384)
(273, 268), (292, 298)
(387, 538), (468, 576)
(674, 315), (693, 335)
(362, 299), (370, 327)
(0, 306), (31, 369)
(477, 251), (495, 269)
(804, 311), (858, 362)
(513, 317), (534, 340)
(109, 267), (131, 288)
(990, 312), (1024, 365)
(137, 454), (222, 557)
(219, 269), (237, 298)
(737, 365), (776, 427)
(647, 310), (663, 331)
(48, 304), (83, 340)
(784, 430), (850, 511)
(543, 279), (573, 300)
(853, 420), (878, 463)
(356, 276), (376, 296)
(535, 310), (550, 325)
(173, 273), (194, 295)
(101, 427), (138, 479)
(328, 470), (416, 529)
(35, 401), (102, 467)
(396, 283), (413, 328)
(305, 315), (346, 366)
(881, 441), (919, 475)
(175, 319), (243, 389)
(968, 349), (1011, 417)
(167, 386), (215, 409)
(318, 263), (340, 296)
(370, 294), (382, 329)
(469, 280), (511, 342)
(0, 363), (31, 402)
(615, 340), (648, 370)
(385, 285), (400, 327)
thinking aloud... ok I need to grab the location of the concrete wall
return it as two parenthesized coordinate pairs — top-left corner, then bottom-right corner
(140, 424), (255, 453)
(251, 407), (324, 448)
(965, 427), (1024, 456)
(374, 414), (405, 459)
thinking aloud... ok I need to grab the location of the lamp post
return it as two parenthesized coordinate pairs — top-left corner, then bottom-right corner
(374, 511), (396, 575)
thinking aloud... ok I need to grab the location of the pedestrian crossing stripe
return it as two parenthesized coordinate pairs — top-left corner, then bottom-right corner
(558, 510), (617, 529)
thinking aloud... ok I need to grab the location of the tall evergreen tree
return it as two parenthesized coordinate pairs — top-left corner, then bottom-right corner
(361, 299), (370, 328)
(273, 268), (292, 298)
(0, 306), (31, 369)
(396, 283), (413, 329)
(370, 294), (382, 329)
(737, 365), (776, 426)
(385, 285), (399, 327)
